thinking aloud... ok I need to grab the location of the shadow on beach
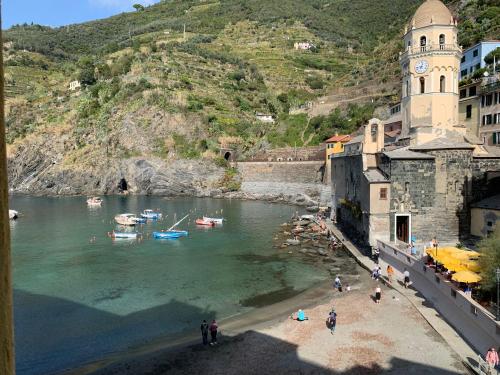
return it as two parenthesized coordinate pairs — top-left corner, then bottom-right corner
(87, 329), (464, 375)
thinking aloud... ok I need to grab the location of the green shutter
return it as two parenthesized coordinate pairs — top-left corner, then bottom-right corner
(493, 132), (497, 145)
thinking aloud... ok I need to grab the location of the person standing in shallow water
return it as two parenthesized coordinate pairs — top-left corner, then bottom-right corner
(200, 320), (209, 345)
(209, 320), (218, 345)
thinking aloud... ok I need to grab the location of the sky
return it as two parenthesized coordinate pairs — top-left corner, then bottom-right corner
(3, 0), (161, 29)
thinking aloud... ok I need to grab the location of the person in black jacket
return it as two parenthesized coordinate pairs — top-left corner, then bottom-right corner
(200, 320), (209, 345)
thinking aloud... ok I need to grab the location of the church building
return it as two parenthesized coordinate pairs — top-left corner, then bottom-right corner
(331, 0), (500, 249)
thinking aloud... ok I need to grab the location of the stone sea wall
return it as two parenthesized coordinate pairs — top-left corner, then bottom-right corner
(218, 161), (331, 207)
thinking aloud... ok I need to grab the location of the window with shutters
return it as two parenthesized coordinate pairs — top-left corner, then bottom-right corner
(380, 188), (387, 200)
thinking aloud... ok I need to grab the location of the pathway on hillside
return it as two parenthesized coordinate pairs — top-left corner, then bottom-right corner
(326, 222), (479, 372)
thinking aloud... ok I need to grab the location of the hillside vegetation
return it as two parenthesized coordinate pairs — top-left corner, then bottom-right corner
(3, 0), (498, 167)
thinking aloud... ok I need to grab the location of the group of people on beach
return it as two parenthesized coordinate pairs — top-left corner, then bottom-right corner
(200, 320), (219, 346)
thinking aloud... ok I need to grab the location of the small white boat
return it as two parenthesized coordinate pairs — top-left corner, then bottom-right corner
(114, 213), (145, 226)
(9, 210), (19, 220)
(87, 197), (102, 206)
(203, 216), (224, 224)
(110, 231), (139, 239)
(141, 209), (162, 219)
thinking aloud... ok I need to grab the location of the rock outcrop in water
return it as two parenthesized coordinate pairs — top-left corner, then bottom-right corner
(7, 132), (224, 196)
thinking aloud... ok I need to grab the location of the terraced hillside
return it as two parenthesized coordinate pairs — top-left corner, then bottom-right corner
(3, 0), (498, 195)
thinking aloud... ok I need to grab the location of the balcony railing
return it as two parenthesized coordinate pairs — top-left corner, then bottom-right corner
(400, 43), (460, 58)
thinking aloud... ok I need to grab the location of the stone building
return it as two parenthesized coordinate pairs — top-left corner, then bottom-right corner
(479, 78), (500, 145)
(331, 0), (500, 249)
(470, 194), (500, 238)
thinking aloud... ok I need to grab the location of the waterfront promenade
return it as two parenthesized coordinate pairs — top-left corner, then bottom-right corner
(326, 223), (480, 371)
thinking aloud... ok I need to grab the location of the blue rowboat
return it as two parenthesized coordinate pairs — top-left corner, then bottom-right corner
(141, 209), (162, 220)
(133, 217), (147, 224)
(153, 230), (188, 239)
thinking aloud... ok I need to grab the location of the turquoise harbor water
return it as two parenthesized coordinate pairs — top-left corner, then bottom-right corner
(10, 196), (330, 374)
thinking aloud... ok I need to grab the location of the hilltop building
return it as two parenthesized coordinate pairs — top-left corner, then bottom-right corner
(255, 112), (275, 123)
(460, 41), (500, 79)
(331, 0), (500, 250)
(294, 42), (315, 51)
(69, 80), (81, 91)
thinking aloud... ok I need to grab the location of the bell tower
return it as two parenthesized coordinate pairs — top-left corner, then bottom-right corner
(400, 0), (464, 145)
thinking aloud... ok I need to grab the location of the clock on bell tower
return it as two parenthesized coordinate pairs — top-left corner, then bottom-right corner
(399, 0), (463, 145)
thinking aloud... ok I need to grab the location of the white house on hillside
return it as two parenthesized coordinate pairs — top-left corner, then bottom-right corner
(69, 80), (81, 91)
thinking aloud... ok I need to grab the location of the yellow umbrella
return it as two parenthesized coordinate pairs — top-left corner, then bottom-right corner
(451, 270), (482, 283)
(425, 251), (450, 265)
(442, 260), (468, 272)
(463, 260), (481, 273)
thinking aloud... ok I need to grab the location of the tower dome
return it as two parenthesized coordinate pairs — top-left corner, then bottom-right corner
(411, 0), (454, 29)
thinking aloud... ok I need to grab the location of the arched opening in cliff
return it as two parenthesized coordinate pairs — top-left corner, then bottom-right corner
(224, 151), (231, 161)
(118, 178), (128, 192)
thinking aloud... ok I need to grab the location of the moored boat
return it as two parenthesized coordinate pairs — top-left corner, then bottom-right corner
(109, 231), (139, 239)
(153, 230), (188, 239)
(114, 213), (145, 226)
(203, 216), (224, 224)
(195, 218), (215, 226)
(87, 197), (102, 206)
(9, 210), (19, 220)
(141, 209), (162, 219)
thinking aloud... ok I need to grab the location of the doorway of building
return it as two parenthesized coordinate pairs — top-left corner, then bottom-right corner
(395, 214), (410, 243)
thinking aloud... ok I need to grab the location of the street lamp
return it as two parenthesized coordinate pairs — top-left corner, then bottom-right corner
(496, 268), (500, 321)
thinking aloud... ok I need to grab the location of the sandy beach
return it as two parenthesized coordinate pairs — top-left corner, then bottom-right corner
(79, 268), (466, 375)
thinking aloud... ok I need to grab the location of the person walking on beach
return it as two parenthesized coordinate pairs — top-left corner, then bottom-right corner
(334, 276), (342, 292)
(387, 265), (394, 284)
(209, 320), (218, 345)
(403, 268), (410, 288)
(375, 285), (382, 304)
(200, 320), (209, 345)
(327, 309), (337, 334)
(486, 347), (499, 374)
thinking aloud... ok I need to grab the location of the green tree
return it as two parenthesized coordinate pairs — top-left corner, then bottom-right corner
(485, 47), (500, 65)
(77, 56), (96, 86)
(478, 233), (500, 293)
(133, 4), (145, 11)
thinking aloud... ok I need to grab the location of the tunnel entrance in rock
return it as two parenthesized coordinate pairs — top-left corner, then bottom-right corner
(224, 151), (231, 161)
(118, 178), (128, 192)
